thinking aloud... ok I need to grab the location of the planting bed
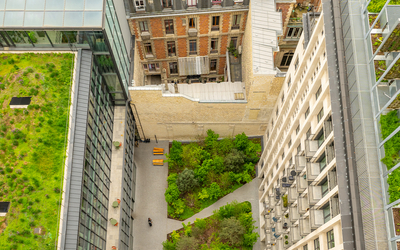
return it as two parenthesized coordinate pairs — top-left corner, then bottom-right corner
(393, 208), (400, 236)
(0, 53), (74, 249)
(162, 201), (259, 250)
(165, 130), (261, 220)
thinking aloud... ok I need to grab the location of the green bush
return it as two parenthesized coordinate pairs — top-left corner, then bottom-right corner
(224, 149), (246, 173)
(380, 111), (400, 169)
(176, 169), (198, 193)
(368, 0), (400, 13)
(220, 217), (245, 245)
(167, 140), (183, 170)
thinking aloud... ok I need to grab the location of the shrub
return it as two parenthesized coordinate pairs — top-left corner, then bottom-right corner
(194, 218), (207, 230)
(176, 235), (198, 250)
(207, 182), (221, 200)
(165, 183), (180, 204)
(220, 217), (245, 245)
(5, 167), (12, 173)
(54, 187), (61, 193)
(168, 140), (183, 169)
(224, 149), (246, 173)
(182, 143), (203, 168)
(176, 169), (198, 193)
(234, 132), (249, 151)
(205, 129), (219, 151)
(380, 111), (400, 169)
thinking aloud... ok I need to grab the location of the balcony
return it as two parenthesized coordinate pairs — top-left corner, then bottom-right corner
(296, 175), (307, 193)
(188, 28), (197, 37)
(299, 217), (311, 237)
(326, 143), (335, 165)
(289, 206), (300, 223)
(288, 187), (297, 203)
(289, 226), (301, 244)
(269, 195), (277, 207)
(328, 169), (337, 190)
(281, 176), (292, 188)
(306, 162), (321, 181)
(261, 202), (268, 215)
(305, 137), (319, 158)
(295, 155), (306, 172)
(330, 197), (340, 218)
(310, 209), (324, 229)
(308, 185), (322, 205)
(276, 220), (285, 234)
(275, 204), (283, 219)
(323, 119), (333, 137)
(298, 196), (309, 214)
(140, 31), (150, 40)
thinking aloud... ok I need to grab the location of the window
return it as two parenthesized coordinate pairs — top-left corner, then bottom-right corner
(287, 27), (303, 39)
(315, 86), (322, 100)
(296, 125), (300, 135)
(276, 164), (279, 170)
(210, 38), (218, 53)
(323, 204), (331, 223)
(297, 144), (301, 154)
(134, 0), (145, 10)
(294, 57), (299, 70)
(281, 52), (294, 67)
(187, 0), (197, 7)
(314, 238), (320, 250)
(287, 77), (291, 88)
(327, 230), (335, 249)
(188, 18), (196, 28)
(210, 59), (217, 71)
(169, 62), (178, 74)
(289, 157), (292, 166)
(232, 14), (241, 29)
(288, 139), (292, 148)
(276, 109), (279, 117)
(139, 21), (148, 32)
(230, 37), (238, 48)
(211, 16), (220, 31)
(189, 40), (197, 54)
(148, 63), (158, 72)
(305, 107), (310, 119)
(321, 179), (329, 197)
(212, 0), (221, 5)
(319, 154), (327, 171)
(162, 0), (172, 8)
(144, 43), (152, 55)
(282, 152), (285, 160)
(143, 64), (148, 70)
(306, 128), (311, 139)
(317, 108), (324, 123)
(303, 245), (308, 250)
(281, 94), (285, 103)
(164, 19), (174, 34)
(167, 41), (176, 56)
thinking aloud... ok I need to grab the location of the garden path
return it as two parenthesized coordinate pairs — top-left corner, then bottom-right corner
(133, 140), (261, 250)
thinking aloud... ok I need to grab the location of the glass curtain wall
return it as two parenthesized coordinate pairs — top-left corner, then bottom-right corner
(78, 60), (115, 250)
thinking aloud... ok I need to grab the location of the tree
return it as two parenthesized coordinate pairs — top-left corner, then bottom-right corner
(205, 129), (219, 151)
(220, 217), (246, 245)
(234, 132), (249, 151)
(208, 182), (222, 200)
(176, 169), (199, 193)
(224, 149), (246, 173)
(176, 236), (198, 250)
(168, 140), (183, 169)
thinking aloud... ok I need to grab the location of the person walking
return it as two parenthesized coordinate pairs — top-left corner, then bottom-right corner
(148, 218), (152, 227)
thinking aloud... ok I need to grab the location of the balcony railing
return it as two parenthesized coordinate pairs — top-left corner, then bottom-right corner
(298, 196), (309, 214)
(331, 197), (340, 218)
(299, 217), (311, 236)
(308, 185), (323, 205)
(323, 119), (333, 137)
(288, 187), (297, 203)
(289, 226), (301, 243)
(305, 137), (319, 158)
(310, 209), (324, 229)
(306, 162), (321, 181)
(295, 155), (306, 172)
(289, 206), (300, 222)
(296, 175), (307, 193)
(326, 143), (335, 164)
(328, 169), (337, 190)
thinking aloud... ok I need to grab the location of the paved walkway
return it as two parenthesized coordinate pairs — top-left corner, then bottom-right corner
(133, 140), (261, 250)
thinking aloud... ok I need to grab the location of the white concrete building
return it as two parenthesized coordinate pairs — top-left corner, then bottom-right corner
(257, 11), (344, 250)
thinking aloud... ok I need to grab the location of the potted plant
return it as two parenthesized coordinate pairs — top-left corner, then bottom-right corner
(110, 218), (118, 226)
(113, 141), (122, 149)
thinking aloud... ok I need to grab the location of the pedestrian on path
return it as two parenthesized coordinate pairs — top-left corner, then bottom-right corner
(148, 218), (152, 227)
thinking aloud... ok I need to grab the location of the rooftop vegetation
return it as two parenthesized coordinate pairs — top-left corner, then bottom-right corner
(162, 201), (259, 250)
(165, 130), (261, 220)
(368, 0), (400, 13)
(0, 53), (74, 249)
(380, 110), (400, 203)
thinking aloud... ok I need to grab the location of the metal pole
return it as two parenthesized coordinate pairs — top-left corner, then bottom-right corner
(155, 135), (158, 143)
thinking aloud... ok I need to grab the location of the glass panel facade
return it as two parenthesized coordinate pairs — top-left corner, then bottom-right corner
(0, 0), (103, 27)
(78, 61), (114, 250)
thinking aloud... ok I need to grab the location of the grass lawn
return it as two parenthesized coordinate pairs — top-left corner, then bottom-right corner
(0, 53), (75, 249)
(162, 201), (259, 250)
(165, 130), (261, 220)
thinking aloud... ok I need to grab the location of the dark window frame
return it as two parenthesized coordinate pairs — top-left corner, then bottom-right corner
(188, 18), (196, 28)
(189, 39), (197, 55)
(162, 0), (173, 8)
(169, 62), (178, 74)
(143, 42), (152, 55)
(164, 19), (174, 34)
(232, 14), (241, 29)
(281, 52), (294, 67)
(139, 21), (148, 32)
(211, 16), (220, 31)
(167, 41), (176, 56)
(210, 59), (217, 71)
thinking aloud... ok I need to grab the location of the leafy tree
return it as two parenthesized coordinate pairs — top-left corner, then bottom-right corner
(243, 232), (259, 248)
(220, 217), (245, 245)
(208, 182), (222, 200)
(217, 138), (235, 156)
(245, 141), (261, 164)
(212, 156), (225, 174)
(176, 236), (198, 250)
(182, 143), (203, 169)
(194, 160), (211, 184)
(165, 183), (180, 204)
(176, 169), (199, 193)
(168, 140), (183, 170)
(205, 129), (219, 151)
(224, 149), (246, 173)
(234, 132), (249, 151)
